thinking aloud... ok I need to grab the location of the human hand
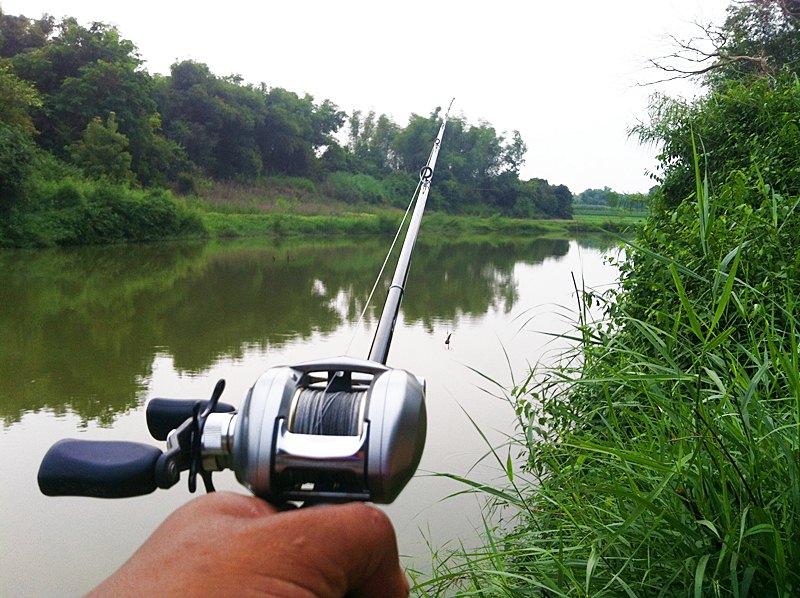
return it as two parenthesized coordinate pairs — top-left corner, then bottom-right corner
(88, 491), (408, 597)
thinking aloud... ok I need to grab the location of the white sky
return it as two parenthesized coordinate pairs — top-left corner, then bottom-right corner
(3, 0), (731, 193)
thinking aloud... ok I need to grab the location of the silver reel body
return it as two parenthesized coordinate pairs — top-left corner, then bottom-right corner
(199, 356), (426, 504)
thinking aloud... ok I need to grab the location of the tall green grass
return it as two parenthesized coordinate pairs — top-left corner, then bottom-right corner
(415, 165), (800, 595)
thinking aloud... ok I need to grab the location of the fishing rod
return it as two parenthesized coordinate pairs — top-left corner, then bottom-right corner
(38, 101), (453, 506)
(370, 100), (450, 365)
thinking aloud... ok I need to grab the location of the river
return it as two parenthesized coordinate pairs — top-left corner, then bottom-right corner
(0, 234), (619, 596)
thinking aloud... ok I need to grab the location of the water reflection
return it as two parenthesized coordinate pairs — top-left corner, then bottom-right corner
(0, 234), (621, 597)
(0, 235), (576, 426)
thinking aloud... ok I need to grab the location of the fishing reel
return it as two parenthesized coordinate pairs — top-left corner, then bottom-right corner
(38, 357), (426, 505)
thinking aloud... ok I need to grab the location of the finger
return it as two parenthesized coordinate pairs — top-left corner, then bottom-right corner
(251, 502), (408, 597)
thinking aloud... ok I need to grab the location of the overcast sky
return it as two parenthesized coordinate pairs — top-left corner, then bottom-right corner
(4, 0), (732, 193)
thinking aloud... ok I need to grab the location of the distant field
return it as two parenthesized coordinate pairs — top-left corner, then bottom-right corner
(572, 205), (647, 232)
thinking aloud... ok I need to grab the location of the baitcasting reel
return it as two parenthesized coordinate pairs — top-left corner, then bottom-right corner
(38, 356), (426, 505)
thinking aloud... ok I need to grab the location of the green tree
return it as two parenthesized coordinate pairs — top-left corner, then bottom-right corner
(651, 1), (799, 87)
(0, 9), (53, 57)
(0, 64), (42, 133)
(157, 61), (263, 178)
(519, 178), (574, 219)
(392, 110), (440, 174)
(576, 187), (613, 206)
(256, 86), (343, 177)
(347, 110), (399, 174)
(709, 0), (800, 85)
(502, 129), (527, 175)
(311, 99), (346, 149)
(156, 61), (343, 179)
(68, 112), (134, 182)
(635, 72), (800, 213)
(6, 16), (173, 184)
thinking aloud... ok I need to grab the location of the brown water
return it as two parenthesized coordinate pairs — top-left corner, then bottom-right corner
(0, 234), (619, 596)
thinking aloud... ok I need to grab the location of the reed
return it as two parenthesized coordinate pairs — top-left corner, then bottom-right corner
(415, 164), (800, 595)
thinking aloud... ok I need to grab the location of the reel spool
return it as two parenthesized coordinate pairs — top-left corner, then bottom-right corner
(217, 356), (427, 504)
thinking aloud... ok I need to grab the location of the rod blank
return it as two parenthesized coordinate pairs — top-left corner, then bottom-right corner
(369, 104), (451, 364)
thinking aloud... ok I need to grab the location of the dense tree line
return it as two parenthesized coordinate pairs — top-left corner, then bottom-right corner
(0, 9), (573, 232)
(574, 186), (654, 211)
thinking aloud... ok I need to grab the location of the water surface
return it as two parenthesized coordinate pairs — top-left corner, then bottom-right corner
(0, 234), (618, 596)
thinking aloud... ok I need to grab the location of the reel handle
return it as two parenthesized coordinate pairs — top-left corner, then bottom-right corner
(38, 439), (162, 498)
(147, 398), (235, 440)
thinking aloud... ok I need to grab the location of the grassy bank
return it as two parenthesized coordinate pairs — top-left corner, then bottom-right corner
(2, 170), (642, 248)
(415, 167), (800, 594)
(193, 178), (642, 238)
(0, 176), (205, 248)
(200, 210), (639, 241)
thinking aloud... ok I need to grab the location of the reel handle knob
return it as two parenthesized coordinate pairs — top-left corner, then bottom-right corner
(38, 439), (162, 498)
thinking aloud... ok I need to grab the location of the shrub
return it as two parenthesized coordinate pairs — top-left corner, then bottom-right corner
(2, 178), (205, 246)
(175, 172), (198, 195)
(324, 171), (388, 204)
(419, 76), (800, 595)
(381, 171), (417, 208)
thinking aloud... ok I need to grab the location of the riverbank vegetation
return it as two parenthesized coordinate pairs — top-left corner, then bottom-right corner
(416, 2), (800, 595)
(0, 6), (648, 248)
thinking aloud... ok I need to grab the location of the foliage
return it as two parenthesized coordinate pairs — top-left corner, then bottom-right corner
(635, 72), (800, 213)
(708, 0), (800, 86)
(347, 109), (400, 174)
(323, 171), (389, 205)
(0, 9), (578, 249)
(418, 150), (800, 598)
(0, 9), (53, 56)
(521, 178), (574, 219)
(68, 112), (134, 182)
(575, 186), (653, 211)
(0, 64), (42, 133)
(0, 123), (36, 208)
(345, 107), (569, 217)
(0, 175), (205, 247)
(153, 61), (345, 180)
(417, 9), (800, 594)
(4, 15), (184, 187)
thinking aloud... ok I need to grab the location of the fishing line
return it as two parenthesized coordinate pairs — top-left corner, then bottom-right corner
(351, 100), (454, 363)
(344, 178), (422, 356)
(296, 102), (453, 439)
(290, 388), (366, 436)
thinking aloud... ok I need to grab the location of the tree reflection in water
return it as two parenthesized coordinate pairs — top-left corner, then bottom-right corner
(0, 235), (585, 426)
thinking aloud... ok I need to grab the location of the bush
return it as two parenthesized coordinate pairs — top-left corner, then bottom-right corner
(323, 171), (388, 204)
(381, 171), (417, 208)
(419, 167), (800, 598)
(419, 74), (800, 596)
(636, 73), (800, 215)
(175, 172), (197, 195)
(1, 177), (206, 247)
